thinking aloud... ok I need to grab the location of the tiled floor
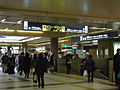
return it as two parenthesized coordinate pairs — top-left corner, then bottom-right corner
(0, 68), (118, 90)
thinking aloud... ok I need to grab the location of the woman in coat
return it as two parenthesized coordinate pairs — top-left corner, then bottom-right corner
(35, 53), (46, 88)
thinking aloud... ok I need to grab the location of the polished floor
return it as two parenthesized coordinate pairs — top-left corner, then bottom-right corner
(0, 68), (118, 90)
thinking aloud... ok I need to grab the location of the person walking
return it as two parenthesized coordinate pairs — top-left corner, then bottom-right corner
(113, 49), (120, 86)
(24, 52), (31, 79)
(7, 54), (15, 80)
(1, 52), (9, 73)
(65, 56), (72, 74)
(80, 58), (86, 76)
(49, 54), (54, 73)
(85, 55), (96, 83)
(35, 53), (46, 88)
(18, 52), (25, 75)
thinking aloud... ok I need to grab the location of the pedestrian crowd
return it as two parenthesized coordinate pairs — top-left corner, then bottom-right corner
(0, 52), (55, 88)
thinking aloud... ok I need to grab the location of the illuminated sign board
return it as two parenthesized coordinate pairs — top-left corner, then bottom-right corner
(72, 47), (78, 49)
(23, 21), (88, 33)
(79, 31), (118, 41)
(63, 45), (69, 48)
(80, 34), (108, 41)
(0, 36), (6, 38)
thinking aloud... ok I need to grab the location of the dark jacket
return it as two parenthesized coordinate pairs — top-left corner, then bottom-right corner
(66, 58), (71, 69)
(1, 55), (9, 64)
(35, 58), (46, 75)
(19, 55), (25, 70)
(85, 58), (95, 71)
(24, 55), (31, 73)
(7, 56), (15, 74)
(113, 53), (120, 71)
(50, 54), (54, 66)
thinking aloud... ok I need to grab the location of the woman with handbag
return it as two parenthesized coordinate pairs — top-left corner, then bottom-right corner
(85, 55), (96, 83)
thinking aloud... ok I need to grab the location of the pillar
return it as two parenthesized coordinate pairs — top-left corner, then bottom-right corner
(50, 38), (58, 72)
(7, 46), (12, 56)
(22, 42), (28, 53)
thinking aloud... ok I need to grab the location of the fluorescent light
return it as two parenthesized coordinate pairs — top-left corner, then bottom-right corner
(21, 37), (42, 42)
(17, 20), (22, 24)
(1, 19), (6, 22)
(4, 28), (8, 30)
(0, 36), (27, 42)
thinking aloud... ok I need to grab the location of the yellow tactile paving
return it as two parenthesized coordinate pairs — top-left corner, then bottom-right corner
(46, 77), (95, 90)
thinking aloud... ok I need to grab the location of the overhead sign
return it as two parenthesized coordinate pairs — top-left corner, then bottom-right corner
(80, 31), (118, 41)
(0, 36), (6, 38)
(23, 21), (88, 33)
(63, 45), (69, 48)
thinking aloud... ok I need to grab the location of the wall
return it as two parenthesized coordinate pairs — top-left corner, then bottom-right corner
(58, 58), (109, 79)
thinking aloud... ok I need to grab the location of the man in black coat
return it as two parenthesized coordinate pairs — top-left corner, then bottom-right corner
(35, 53), (46, 88)
(113, 49), (120, 86)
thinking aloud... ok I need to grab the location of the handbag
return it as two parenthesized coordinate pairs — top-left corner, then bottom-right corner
(33, 73), (37, 83)
(83, 70), (87, 76)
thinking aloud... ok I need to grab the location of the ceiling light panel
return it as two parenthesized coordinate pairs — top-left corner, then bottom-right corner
(0, 36), (28, 42)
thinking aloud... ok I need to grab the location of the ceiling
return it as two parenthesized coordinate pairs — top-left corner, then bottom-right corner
(0, 0), (119, 45)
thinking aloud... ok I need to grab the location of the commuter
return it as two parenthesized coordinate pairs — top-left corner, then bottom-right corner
(80, 58), (86, 76)
(18, 52), (25, 75)
(85, 55), (96, 83)
(7, 54), (15, 80)
(35, 53), (46, 88)
(44, 53), (50, 73)
(113, 49), (120, 86)
(30, 53), (37, 74)
(31, 54), (37, 68)
(65, 56), (72, 74)
(15, 55), (19, 72)
(1, 52), (9, 73)
(49, 54), (54, 73)
(24, 52), (31, 78)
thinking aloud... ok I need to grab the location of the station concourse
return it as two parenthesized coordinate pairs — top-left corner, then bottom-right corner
(0, 0), (120, 90)
(0, 68), (118, 90)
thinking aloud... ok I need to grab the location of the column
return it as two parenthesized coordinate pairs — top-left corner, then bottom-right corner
(22, 42), (28, 53)
(7, 46), (12, 56)
(50, 38), (58, 72)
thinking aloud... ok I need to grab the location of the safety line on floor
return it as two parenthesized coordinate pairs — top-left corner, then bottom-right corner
(46, 77), (95, 90)
(53, 73), (116, 87)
